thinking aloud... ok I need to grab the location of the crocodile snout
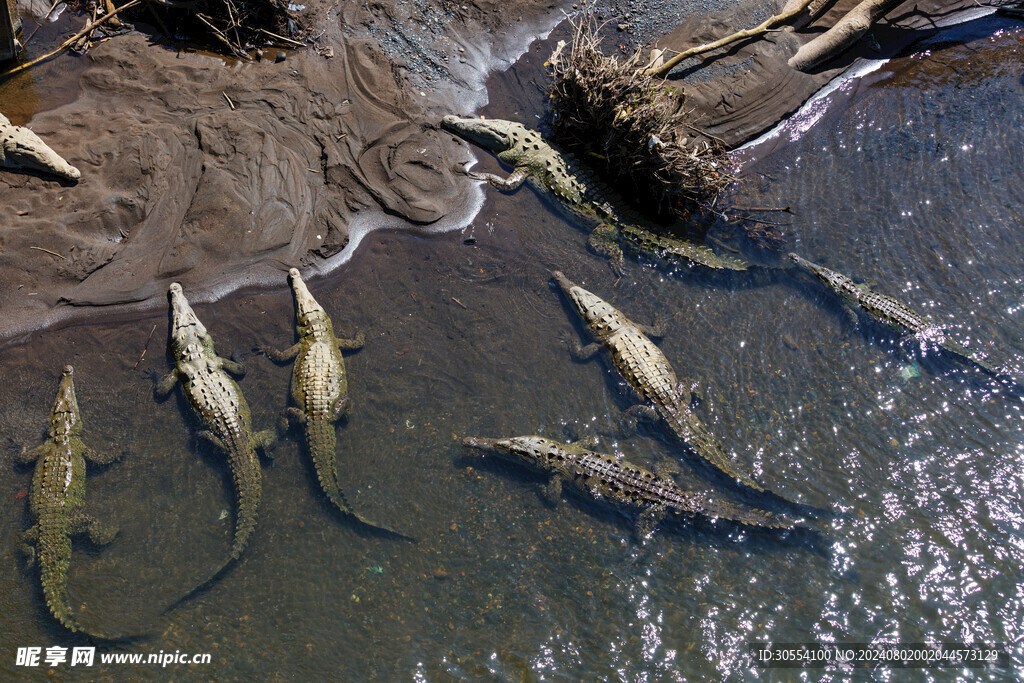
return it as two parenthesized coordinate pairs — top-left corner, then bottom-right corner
(462, 436), (498, 452)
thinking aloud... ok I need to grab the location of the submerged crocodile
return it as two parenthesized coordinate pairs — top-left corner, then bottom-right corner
(440, 115), (748, 273)
(789, 253), (997, 374)
(259, 269), (406, 537)
(552, 271), (779, 495)
(153, 283), (275, 596)
(18, 366), (122, 638)
(463, 435), (791, 535)
(1, 113), (81, 181)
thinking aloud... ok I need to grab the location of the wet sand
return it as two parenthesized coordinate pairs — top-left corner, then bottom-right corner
(0, 0), (1006, 344)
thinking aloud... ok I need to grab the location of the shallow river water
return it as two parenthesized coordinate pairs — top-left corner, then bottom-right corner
(1, 15), (1023, 681)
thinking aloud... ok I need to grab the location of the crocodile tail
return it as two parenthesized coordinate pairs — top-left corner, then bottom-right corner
(226, 440), (262, 561)
(38, 526), (79, 632)
(619, 224), (750, 271)
(307, 417), (415, 541)
(38, 526), (135, 640)
(664, 409), (766, 493)
(305, 416), (341, 501)
(702, 499), (793, 530)
(164, 440), (262, 613)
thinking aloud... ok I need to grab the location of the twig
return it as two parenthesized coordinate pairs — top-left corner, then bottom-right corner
(22, 0), (64, 46)
(195, 12), (250, 60)
(223, 92), (235, 109)
(0, 0), (142, 79)
(645, 0), (815, 77)
(451, 297), (467, 309)
(734, 214), (788, 227)
(730, 205), (793, 213)
(133, 323), (158, 369)
(257, 28), (304, 46)
(29, 246), (66, 259)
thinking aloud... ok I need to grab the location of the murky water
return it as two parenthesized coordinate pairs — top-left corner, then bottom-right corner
(2, 16), (1023, 680)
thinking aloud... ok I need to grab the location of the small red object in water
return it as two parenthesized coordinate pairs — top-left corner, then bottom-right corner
(15, 489), (28, 500)
(396, 348), (410, 356)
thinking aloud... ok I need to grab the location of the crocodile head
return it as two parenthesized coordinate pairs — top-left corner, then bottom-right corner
(167, 283), (213, 356)
(788, 252), (823, 274)
(441, 115), (520, 154)
(0, 117), (81, 182)
(49, 365), (81, 437)
(288, 268), (328, 326)
(789, 253), (853, 292)
(551, 271), (622, 335)
(462, 435), (565, 473)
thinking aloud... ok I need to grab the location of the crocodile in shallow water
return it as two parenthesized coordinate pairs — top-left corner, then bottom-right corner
(463, 435), (791, 535)
(441, 115), (748, 273)
(789, 253), (998, 374)
(18, 366), (123, 638)
(259, 269), (408, 538)
(153, 283), (275, 598)
(552, 270), (785, 496)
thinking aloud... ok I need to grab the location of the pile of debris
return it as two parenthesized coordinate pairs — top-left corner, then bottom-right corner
(1, 0), (305, 77)
(546, 17), (732, 223)
(145, 0), (303, 60)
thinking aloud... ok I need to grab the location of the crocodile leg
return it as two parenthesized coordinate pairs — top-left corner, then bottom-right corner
(540, 475), (564, 507)
(635, 320), (665, 339)
(621, 404), (659, 434)
(682, 381), (705, 407)
(337, 332), (365, 351)
(282, 407), (307, 426)
(17, 444), (47, 464)
(196, 430), (227, 451)
(257, 343), (300, 364)
(571, 435), (600, 450)
(219, 357), (246, 378)
(152, 369), (180, 399)
(635, 506), (666, 540)
(587, 224), (626, 277)
(330, 395), (352, 422)
(19, 525), (39, 567)
(842, 305), (860, 327)
(653, 460), (682, 478)
(82, 446), (120, 465)
(470, 168), (529, 191)
(68, 512), (118, 546)
(563, 337), (602, 363)
(254, 430), (277, 459)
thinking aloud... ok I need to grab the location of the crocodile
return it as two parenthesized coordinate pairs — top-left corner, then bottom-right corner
(1, 113), (81, 181)
(153, 283), (275, 596)
(258, 269), (407, 538)
(552, 270), (778, 495)
(789, 253), (998, 374)
(440, 115), (748, 273)
(463, 435), (791, 535)
(18, 366), (122, 638)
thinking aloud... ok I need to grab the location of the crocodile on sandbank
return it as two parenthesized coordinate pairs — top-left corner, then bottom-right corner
(552, 270), (787, 497)
(789, 253), (998, 374)
(440, 115), (748, 273)
(18, 366), (123, 638)
(1, 113), (81, 181)
(258, 268), (407, 538)
(153, 283), (275, 597)
(463, 435), (792, 535)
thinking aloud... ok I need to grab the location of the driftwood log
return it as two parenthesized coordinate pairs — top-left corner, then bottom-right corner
(788, 0), (903, 71)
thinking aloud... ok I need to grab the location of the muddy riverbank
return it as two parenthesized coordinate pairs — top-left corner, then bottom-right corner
(0, 0), (1009, 344)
